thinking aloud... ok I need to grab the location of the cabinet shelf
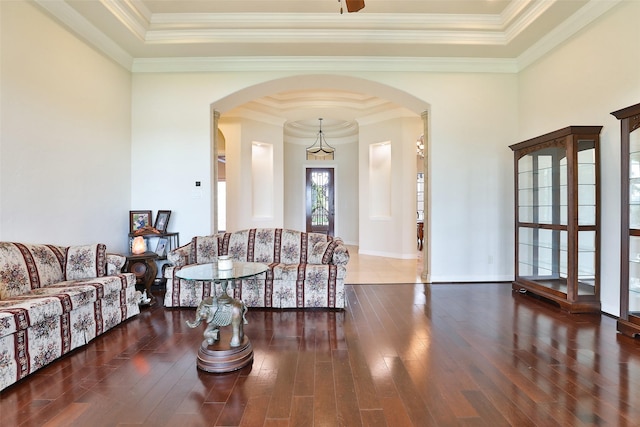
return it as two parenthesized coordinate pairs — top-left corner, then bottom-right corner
(128, 232), (179, 260)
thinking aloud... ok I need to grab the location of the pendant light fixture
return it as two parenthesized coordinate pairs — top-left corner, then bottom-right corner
(306, 118), (336, 160)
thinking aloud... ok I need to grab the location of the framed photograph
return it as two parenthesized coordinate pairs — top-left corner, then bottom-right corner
(154, 210), (171, 233)
(155, 238), (168, 257)
(130, 210), (152, 233)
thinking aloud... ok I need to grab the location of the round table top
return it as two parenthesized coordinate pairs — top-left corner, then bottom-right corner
(175, 261), (269, 281)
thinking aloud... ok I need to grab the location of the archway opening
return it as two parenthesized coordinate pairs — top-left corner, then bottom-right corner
(211, 75), (430, 281)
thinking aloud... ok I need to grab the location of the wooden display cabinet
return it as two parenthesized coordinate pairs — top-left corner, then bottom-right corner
(510, 126), (602, 313)
(612, 102), (640, 337)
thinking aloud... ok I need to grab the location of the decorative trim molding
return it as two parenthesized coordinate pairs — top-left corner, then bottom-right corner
(132, 56), (519, 74)
(98, 0), (150, 42)
(517, 0), (622, 70)
(33, 0), (133, 69)
(144, 28), (508, 45)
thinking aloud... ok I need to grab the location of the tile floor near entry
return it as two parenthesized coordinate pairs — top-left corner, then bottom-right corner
(344, 245), (424, 284)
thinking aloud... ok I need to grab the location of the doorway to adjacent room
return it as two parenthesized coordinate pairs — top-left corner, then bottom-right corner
(306, 168), (334, 236)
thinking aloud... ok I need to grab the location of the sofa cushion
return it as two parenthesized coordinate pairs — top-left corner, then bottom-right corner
(0, 274), (134, 339)
(0, 243), (67, 300)
(65, 244), (106, 280)
(308, 241), (338, 264)
(106, 253), (126, 275)
(191, 235), (222, 264)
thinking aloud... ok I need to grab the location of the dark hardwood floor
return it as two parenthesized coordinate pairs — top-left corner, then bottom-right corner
(3, 283), (640, 426)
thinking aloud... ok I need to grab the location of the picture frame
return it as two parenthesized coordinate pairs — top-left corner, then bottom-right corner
(154, 210), (172, 233)
(155, 238), (168, 257)
(130, 210), (152, 233)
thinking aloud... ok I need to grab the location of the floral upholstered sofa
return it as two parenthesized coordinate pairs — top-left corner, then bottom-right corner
(0, 242), (139, 392)
(164, 228), (349, 309)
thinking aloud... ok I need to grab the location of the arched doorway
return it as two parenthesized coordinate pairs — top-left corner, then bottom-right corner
(210, 75), (430, 281)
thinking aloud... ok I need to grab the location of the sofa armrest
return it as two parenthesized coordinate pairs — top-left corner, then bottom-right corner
(106, 253), (126, 275)
(167, 242), (192, 267)
(331, 241), (350, 266)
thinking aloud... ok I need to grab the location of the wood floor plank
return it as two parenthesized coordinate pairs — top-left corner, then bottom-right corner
(344, 336), (381, 410)
(239, 395), (271, 427)
(265, 350), (298, 419)
(333, 348), (363, 427)
(360, 409), (388, 427)
(290, 395), (314, 427)
(313, 361), (338, 426)
(379, 396), (415, 427)
(41, 402), (90, 427)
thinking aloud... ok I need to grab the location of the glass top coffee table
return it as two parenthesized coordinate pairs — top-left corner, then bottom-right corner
(176, 261), (268, 373)
(176, 261), (269, 291)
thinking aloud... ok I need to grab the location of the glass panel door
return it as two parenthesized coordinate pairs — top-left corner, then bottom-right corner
(517, 144), (567, 292)
(629, 127), (640, 315)
(306, 168), (335, 236)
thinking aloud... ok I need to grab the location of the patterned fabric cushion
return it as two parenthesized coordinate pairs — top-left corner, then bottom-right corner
(192, 236), (221, 264)
(332, 243), (350, 265)
(105, 253), (125, 275)
(279, 230), (305, 264)
(226, 229), (251, 261)
(167, 242), (192, 267)
(0, 243), (66, 300)
(308, 241), (335, 264)
(64, 244), (106, 280)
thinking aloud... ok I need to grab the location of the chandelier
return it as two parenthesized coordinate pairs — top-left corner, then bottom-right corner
(306, 118), (336, 160)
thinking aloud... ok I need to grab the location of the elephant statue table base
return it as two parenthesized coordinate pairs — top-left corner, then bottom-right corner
(195, 330), (253, 373)
(186, 293), (253, 373)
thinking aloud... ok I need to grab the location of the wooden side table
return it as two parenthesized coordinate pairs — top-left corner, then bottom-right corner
(124, 251), (159, 305)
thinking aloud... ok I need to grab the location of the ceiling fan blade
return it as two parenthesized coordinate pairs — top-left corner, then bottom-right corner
(345, 0), (365, 13)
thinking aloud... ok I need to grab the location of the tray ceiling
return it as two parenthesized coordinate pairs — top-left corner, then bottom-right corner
(35, 0), (619, 72)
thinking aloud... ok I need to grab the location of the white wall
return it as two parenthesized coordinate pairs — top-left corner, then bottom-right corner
(219, 117), (284, 231)
(358, 117), (423, 258)
(131, 72), (517, 283)
(422, 73), (518, 281)
(284, 138), (359, 244)
(0, 1), (132, 251)
(518, 1), (640, 315)
(131, 73), (217, 243)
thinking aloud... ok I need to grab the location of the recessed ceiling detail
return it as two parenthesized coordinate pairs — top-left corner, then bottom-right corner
(37, 0), (620, 72)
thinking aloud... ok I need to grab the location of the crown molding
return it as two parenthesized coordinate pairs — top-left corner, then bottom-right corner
(517, 0), (622, 70)
(34, 0), (133, 69)
(132, 56), (519, 74)
(144, 28), (507, 46)
(98, 0), (151, 41)
(149, 12), (503, 29)
(503, 0), (555, 43)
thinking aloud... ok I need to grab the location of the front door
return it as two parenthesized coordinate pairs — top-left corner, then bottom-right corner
(306, 168), (334, 236)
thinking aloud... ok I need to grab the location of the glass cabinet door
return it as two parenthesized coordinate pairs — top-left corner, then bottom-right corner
(630, 129), (640, 315)
(516, 144), (567, 289)
(577, 140), (597, 296)
(615, 102), (640, 336)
